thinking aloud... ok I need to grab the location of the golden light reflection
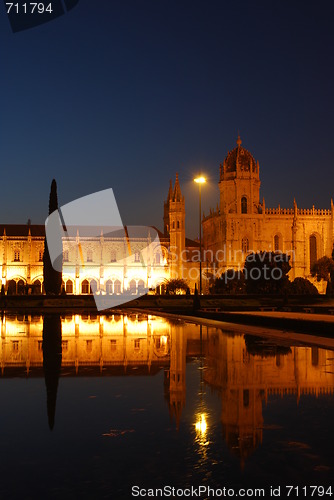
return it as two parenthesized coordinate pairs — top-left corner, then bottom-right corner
(194, 412), (209, 462)
(195, 413), (208, 438)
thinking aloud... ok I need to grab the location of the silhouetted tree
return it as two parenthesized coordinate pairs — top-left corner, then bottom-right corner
(43, 314), (62, 430)
(289, 277), (319, 295)
(243, 252), (291, 294)
(43, 179), (62, 294)
(311, 256), (334, 295)
(210, 269), (246, 294)
(165, 278), (189, 295)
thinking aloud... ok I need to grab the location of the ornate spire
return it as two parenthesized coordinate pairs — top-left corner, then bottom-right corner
(236, 133), (242, 147)
(173, 173), (182, 202)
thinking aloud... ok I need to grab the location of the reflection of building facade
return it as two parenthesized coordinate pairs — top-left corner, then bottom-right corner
(203, 136), (334, 290)
(0, 313), (192, 429)
(2, 314), (334, 458)
(0, 314), (172, 374)
(204, 330), (334, 464)
(0, 174), (199, 294)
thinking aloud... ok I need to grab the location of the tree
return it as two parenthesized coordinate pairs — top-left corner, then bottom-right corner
(289, 277), (318, 295)
(43, 179), (63, 294)
(243, 252), (291, 294)
(165, 278), (189, 295)
(210, 269), (246, 294)
(311, 256), (334, 295)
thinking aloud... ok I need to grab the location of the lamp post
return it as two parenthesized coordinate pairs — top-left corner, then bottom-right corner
(194, 176), (206, 294)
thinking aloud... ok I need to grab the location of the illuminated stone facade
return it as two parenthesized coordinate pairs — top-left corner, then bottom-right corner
(0, 174), (199, 294)
(203, 136), (334, 291)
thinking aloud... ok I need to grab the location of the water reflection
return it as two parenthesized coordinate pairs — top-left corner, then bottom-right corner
(0, 312), (333, 466)
(42, 314), (62, 430)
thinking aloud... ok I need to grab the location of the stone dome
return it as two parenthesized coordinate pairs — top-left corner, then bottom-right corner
(223, 135), (258, 174)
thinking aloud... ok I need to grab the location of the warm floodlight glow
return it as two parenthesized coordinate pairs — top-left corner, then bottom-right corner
(195, 413), (207, 436)
(194, 176), (206, 184)
(160, 335), (168, 345)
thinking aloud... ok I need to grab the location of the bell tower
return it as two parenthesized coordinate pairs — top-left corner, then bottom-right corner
(219, 135), (261, 215)
(166, 174), (185, 279)
(163, 180), (173, 237)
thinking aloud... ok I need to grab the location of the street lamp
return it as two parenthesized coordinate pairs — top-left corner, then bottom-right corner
(194, 176), (206, 294)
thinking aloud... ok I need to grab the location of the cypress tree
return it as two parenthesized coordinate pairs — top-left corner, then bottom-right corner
(43, 179), (63, 294)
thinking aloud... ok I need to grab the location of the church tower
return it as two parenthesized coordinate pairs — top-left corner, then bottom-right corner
(219, 135), (261, 215)
(166, 174), (185, 279)
(163, 180), (173, 237)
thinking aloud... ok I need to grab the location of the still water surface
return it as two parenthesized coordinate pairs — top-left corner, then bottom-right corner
(0, 313), (333, 499)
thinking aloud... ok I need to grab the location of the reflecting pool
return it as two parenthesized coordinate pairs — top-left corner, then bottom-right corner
(0, 313), (333, 499)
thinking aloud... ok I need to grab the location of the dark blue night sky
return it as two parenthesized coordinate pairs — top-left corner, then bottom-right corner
(1, 0), (333, 238)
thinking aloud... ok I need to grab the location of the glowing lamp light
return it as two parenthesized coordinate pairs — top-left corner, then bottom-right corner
(194, 176), (206, 184)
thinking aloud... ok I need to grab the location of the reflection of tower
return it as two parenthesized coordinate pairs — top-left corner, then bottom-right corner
(166, 174), (185, 279)
(220, 333), (263, 468)
(165, 323), (186, 429)
(221, 388), (264, 469)
(43, 315), (62, 430)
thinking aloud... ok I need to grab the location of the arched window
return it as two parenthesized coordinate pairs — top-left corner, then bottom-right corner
(155, 252), (161, 265)
(177, 220), (180, 229)
(14, 250), (21, 262)
(138, 280), (145, 294)
(81, 279), (89, 294)
(7, 280), (16, 295)
(114, 279), (121, 294)
(63, 250), (69, 262)
(134, 251), (140, 263)
(106, 279), (113, 294)
(129, 279), (137, 294)
(65, 280), (73, 294)
(309, 235), (317, 271)
(87, 249), (93, 262)
(242, 237), (249, 254)
(274, 235), (280, 252)
(38, 250), (43, 262)
(110, 250), (116, 262)
(90, 279), (98, 294)
(17, 279), (25, 295)
(34, 279), (42, 294)
(241, 196), (248, 214)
